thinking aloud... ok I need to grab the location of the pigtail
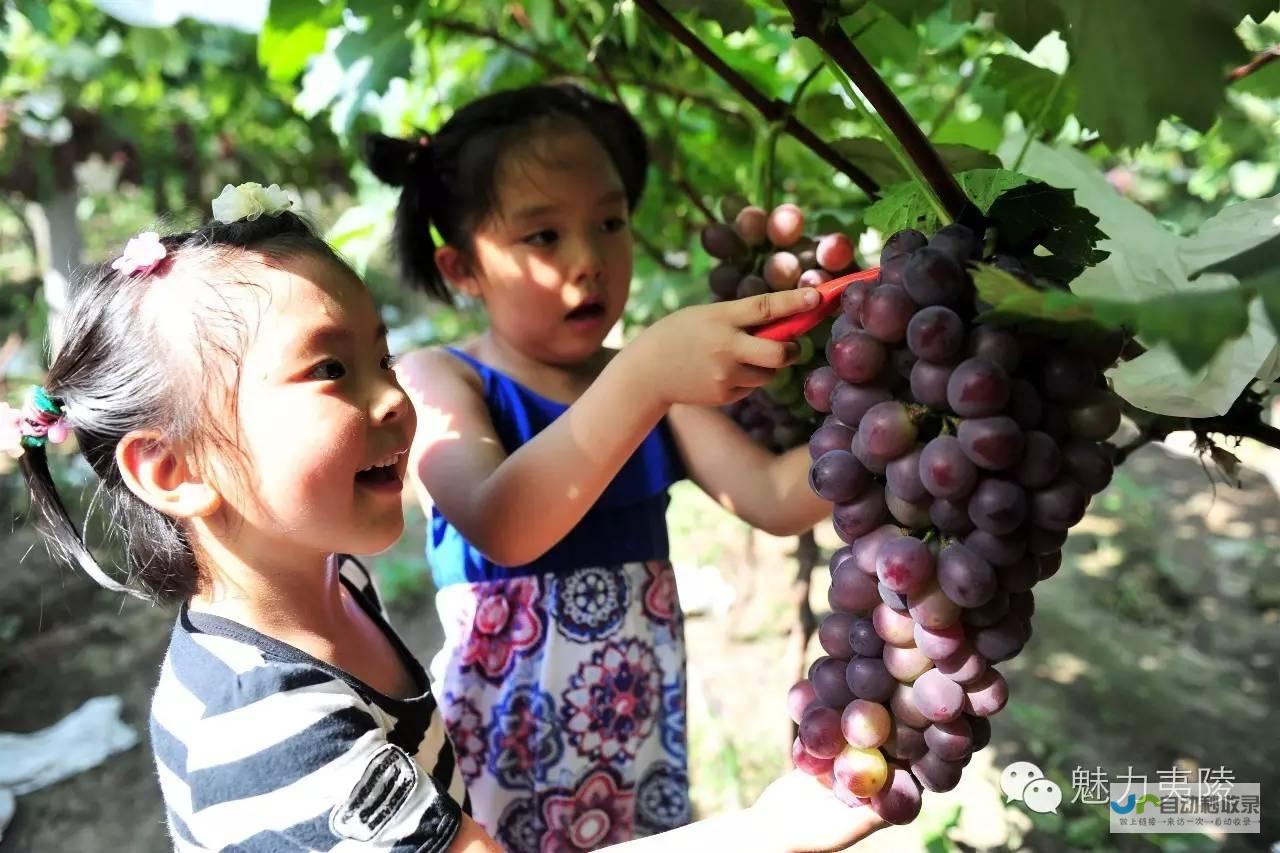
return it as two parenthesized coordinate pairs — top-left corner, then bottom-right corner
(364, 133), (452, 303)
(18, 443), (150, 600)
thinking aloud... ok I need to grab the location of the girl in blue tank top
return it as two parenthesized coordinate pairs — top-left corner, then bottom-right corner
(367, 84), (842, 852)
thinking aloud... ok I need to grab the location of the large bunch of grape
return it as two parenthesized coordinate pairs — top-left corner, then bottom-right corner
(701, 198), (858, 451)
(788, 224), (1123, 824)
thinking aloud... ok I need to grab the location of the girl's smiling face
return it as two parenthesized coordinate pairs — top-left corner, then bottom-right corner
(445, 124), (636, 365)
(211, 253), (416, 562)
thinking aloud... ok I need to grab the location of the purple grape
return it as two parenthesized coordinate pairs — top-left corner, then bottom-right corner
(832, 486), (887, 543)
(884, 721), (928, 761)
(1008, 589), (1035, 622)
(890, 683), (931, 729)
(929, 497), (975, 535)
(709, 262), (743, 299)
(963, 669), (1009, 717)
(852, 428), (888, 475)
(878, 582), (909, 612)
(1062, 440), (1115, 494)
(875, 536), (935, 595)
(859, 401), (919, 461)
(849, 617), (884, 657)
(859, 284), (917, 343)
(830, 383), (892, 427)
(1042, 350), (1096, 403)
(819, 611), (856, 658)
(963, 528), (1026, 566)
(811, 656), (856, 707)
(911, 751), (965, 792)
(829, 545), (854, 575)
(1014, 430), (1062, 488)
(908, 360), (952, 409)
(809, 422), (855, 460)
(872, 601), (917, 647)
(799, 705), (845, 758)
(923, 717), (972, 761)
(957, 416), (1025, 471)
(852, 525), (904, 576)
(968, 715), (992, 751)
(830, 331), (887, 384)
(968, 478), (1027, 535)
(886, 447), (927, 502)
(1038, 551), (1062, 581)
(967, 326), (1021, 373)
(891, 347), (917, 382)
(902, 247), (965, 307)
(878, 252), (908, 287)
(881, 228), (928, 263)
(883, 643), (933, 682)
(912, 669), (965, 723)
(999, 553), (1040, 593)
(840, 278), (877, 323)
(913, 620), (965, 661)
(809, 450), (870, 503)
(1031, 479), (1088, 530)
(1068, 390), (1122, 440)
(846, 656), (896, 703)
(919, 435), (978, 499)
(1038, 402), (1070, 441)
(935, 644), (987, 685)
(937, 543), (997, 607)
(701, 223), (747, 260)
(1007, 379), (1043, 429)
(885, 483), (932, 529)
(803, 366), (839, 413)
(971, 615), (1025, 663)
(870, 766), (923, 825)
(906, 306), (965, 363)
(830, 563), (882, 612)
(928, 223), (979, 264)
(946, 358), (1010, 417)
(1028, 526), (1068, 555)
(962, 589), (1010, 628)
(907, 579), (961, 629)
(736, 274), (770, 299)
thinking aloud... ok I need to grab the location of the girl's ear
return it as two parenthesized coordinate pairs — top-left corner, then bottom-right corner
(435, 245), (482, 300)
(115, 431), (221, 519)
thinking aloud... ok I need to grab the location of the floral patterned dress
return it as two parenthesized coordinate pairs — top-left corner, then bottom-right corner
(426, 348), (690, 853)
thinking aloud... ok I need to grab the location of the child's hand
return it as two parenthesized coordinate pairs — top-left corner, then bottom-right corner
(628, 289), (821, 407)
(749, 770), (887, 853)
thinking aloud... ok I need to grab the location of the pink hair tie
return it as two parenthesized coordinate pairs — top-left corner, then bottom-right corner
(110, 231), (167, 277)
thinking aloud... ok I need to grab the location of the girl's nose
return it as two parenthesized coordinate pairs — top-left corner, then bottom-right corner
(571, 235), (605, 287)
(373, 377), (411, 426)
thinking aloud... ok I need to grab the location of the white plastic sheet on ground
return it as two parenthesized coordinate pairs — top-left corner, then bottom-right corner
(0, 694), (139, 841)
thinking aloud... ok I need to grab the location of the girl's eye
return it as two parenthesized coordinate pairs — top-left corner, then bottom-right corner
(602, 216), (628, 233)
(307, 360), (346, 381)
(380, 353), (399, 371)
(524, 229), (558, 247)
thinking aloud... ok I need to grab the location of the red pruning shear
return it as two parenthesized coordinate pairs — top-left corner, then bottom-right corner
(750, 266), (881, 342)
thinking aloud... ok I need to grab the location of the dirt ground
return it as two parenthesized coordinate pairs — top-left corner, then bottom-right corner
(1, 440), (1278, 852)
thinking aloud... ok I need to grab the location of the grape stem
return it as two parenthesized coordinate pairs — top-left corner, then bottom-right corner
(631, 0), (881, 197)
(1228, 45), (1280, 83)
(1116, 393), (1280, 464)
(783, 0), (983, 228)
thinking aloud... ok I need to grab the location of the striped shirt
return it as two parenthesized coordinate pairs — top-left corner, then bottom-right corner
(149, 558), (467, 852)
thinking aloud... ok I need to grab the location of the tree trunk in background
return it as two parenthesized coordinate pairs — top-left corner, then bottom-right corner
(26, 189), (82, 354)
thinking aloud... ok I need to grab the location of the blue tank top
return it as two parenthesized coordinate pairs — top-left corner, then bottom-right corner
(427, 348), (686, 587)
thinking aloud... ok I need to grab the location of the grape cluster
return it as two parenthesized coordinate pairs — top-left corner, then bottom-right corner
(790, 225), (1123, 824)
(701, 197), (858, 451)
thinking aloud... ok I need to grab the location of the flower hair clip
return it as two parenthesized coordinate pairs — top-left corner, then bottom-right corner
(110, 231), (167, 277)
(1, 386), (70, 459)
(211, 182), (293, 225)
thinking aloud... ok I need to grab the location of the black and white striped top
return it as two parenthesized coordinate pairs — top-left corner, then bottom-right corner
(149, 558), (467, 852)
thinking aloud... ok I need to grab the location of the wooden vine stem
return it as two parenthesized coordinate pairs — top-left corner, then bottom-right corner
(631, 0), (881, 198)
(782, 0), (984, 229)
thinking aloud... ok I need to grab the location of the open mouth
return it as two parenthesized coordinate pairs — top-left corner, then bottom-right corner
(355, 449), (406, 487)
(565, 300), (606, 322)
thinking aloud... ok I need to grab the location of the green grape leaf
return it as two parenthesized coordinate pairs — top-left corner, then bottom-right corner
(259, 0), (342, 82)
(987, 182), (1109, 282)
(864, 168), (1029, 235)
(1058, 0), (1271, 148)
(984, 55), (1076, 138)
(842, 2), (920, 66)
(965, 0), (1066, 51)
(973, 264), (1253, 372)
(833, 138), (1001, 187)
(665, 0), (756, 34)
(1196, 233), (1280, 346)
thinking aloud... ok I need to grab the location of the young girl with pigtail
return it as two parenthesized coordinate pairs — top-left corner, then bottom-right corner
(367, 83), (840, 849)
(5, 181), (881, 851)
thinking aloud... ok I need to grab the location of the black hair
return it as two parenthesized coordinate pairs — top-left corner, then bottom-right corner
(364, 82), (649, 302)
(18, 210), (354, 604)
